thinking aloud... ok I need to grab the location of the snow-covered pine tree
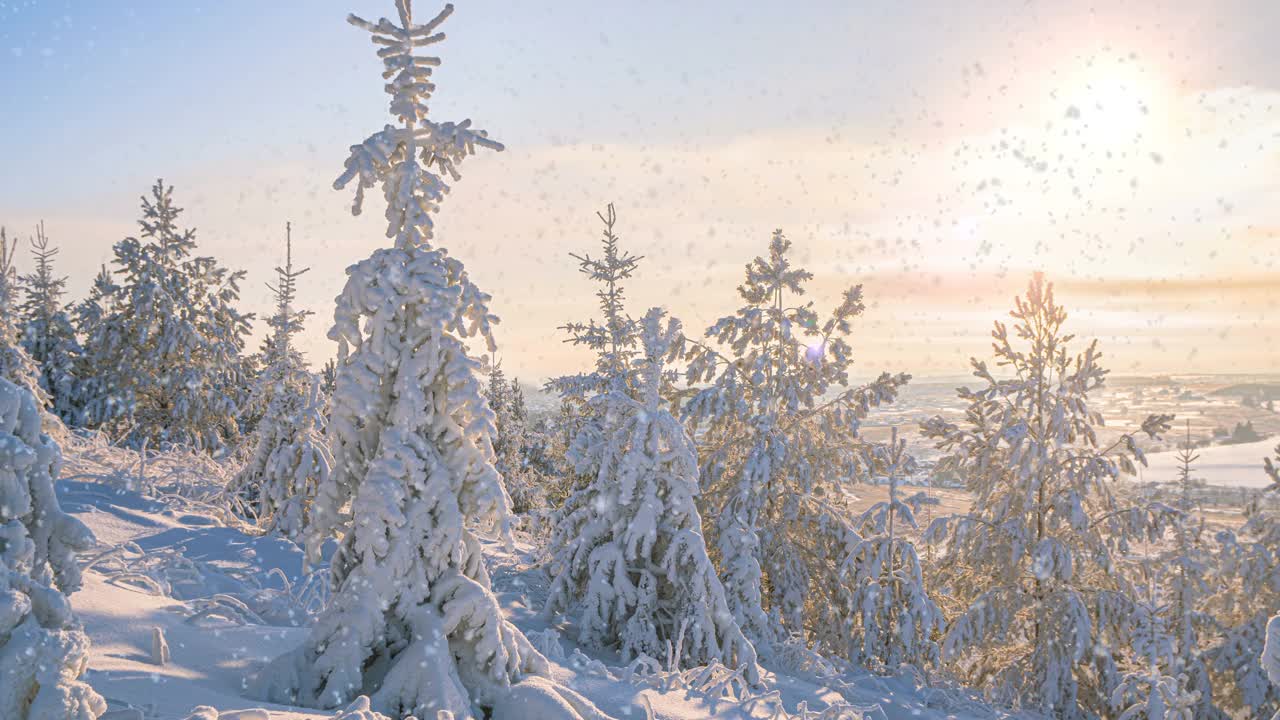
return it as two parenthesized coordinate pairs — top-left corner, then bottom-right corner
(679, 229), (910, 662)
(1109, 566), (1201, 720)
(256, 4), (546, 717)
(233, 351), (267, 438)
(236, 226), (313, 439)
(249, 223), (313, 432)
(1154, 421), (1225, 719)
(80, 180), (252, 450)
(72, 266), (116, 342)
(0, 376), (105, 720)
(543, 205), (648, 516)
(509, 376), (561, 505)
(0, 229), (44, 402)
(544, 308), (759, 680)
(1209, 444), (1280, 719)
(485, 363), (542, 514)
(70, 265), (117, 429)
(319, 358), (337, 397)
(19, 222), (82, 425)
(1264, 614), (1280, 720)
(839, 427), (943, 672)
(510, 376), (527, 426)
(230, 223), (330, 540)
(546, 203), (643, 403)
(539, 396), (586, 508)
(920, 273), (1175, 719)
(242, 376), (331, 542)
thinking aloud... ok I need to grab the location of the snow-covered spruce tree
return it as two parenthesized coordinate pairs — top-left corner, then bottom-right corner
(71, 265), (116, 344)
(0, 376), (105, 720)
(256, 4), (547, 717)
(1109, 567), (1201, 720)
(240, 376), (331, 542)
(70, 265), (117, 422)
(679, 230), (910, 661)
(543, 204), (648, 513)
(240, 225), (315, 456)
(509, 379), (562, 503)
(510, 376), (527, 426)
(546, 203), (643, 403)
(0, 229), (44, 402)
(18, 223), (82, 425)
(1151, 421), (1225, 719)
(1265, 614), (1280, 720)
(319, 358), (338, 397)
(80, 180), (252, 450)
(839, 427), (943, 672)
(230, 223), (331, 540)
(233, 351), (267, 439)
(1208, 444), (1280, 719)
(485, 363), (543, 514)
(920, 274), (1175, 719)
(237, 224), (313, 440)
(544, 309), (759, 680)
(538, 396), (586, 508)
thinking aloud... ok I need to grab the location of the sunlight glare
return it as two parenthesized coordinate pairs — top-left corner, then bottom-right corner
(1058, 54), (1165, 145)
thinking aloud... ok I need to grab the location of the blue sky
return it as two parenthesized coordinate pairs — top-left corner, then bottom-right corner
(2, 0), (948, 189)
(2, 0), (1278, 378)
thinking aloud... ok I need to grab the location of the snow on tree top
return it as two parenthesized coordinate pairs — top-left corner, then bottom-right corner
(334, 1), (503, 247)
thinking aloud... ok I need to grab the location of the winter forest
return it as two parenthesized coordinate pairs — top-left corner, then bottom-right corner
(1, 1), (1278, 719)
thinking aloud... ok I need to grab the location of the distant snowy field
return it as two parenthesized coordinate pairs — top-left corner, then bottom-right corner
(1134, 438), (1277, 489)
(57, 442), (1008, 720)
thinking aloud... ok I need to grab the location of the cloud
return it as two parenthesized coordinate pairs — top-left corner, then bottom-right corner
(3, 78), (1277, 381)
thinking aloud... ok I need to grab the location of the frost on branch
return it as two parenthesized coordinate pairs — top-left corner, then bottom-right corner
(254, 3), (550, 718)
(0, 377), (105, 720)
(545, 309), (759, 682)
(679, 229), (909, 663)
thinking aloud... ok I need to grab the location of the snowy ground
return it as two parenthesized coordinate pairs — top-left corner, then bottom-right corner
(56, 441), (1012, 720)
(1134, 438), (1277, 488)
(849, 374), (1280, 461)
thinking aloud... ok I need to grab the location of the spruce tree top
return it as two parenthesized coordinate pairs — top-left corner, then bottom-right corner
(334, 0), (503, 250)
(20, 222), (68, 323)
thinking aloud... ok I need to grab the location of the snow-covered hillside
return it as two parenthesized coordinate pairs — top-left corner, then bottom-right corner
(4, 1), (1278, 718)
(58, 440), (1005, 720)
(1137, 438), (1279, 488)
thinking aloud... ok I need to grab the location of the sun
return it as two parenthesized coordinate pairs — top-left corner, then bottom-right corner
(1057, 53), (1165, 145)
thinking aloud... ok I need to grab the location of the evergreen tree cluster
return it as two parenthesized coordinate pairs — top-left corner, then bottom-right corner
(4, 1), (1279, 718)
(539, 210), (1280, 719)
(2, 182), (256, 451)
